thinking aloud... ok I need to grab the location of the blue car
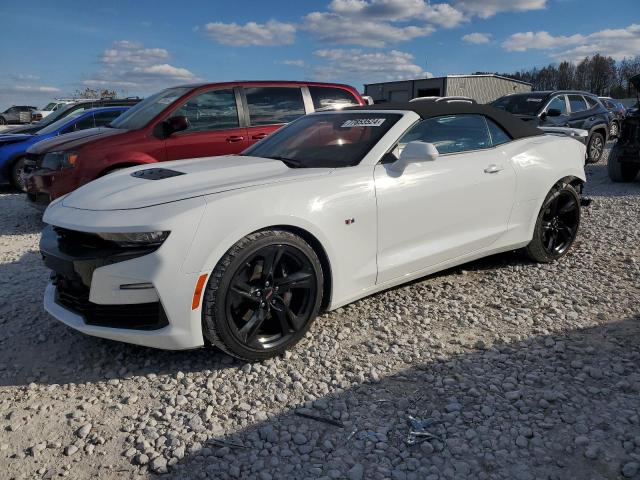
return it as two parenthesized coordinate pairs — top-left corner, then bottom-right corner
(0, 106), (128, 190)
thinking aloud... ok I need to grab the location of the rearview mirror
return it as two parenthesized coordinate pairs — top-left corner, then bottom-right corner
(546, 108), (562, 117)
(399, 141), (439, 163)
(163, 115), (189, 136)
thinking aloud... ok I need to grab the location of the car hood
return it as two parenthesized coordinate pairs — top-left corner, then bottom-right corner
(60, 155), (333, 211)
(27, 127), (125, 154)
(0, 133), (33, 146)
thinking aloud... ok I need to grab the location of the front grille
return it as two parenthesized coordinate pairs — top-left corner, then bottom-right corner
(54, 274), (168, 330)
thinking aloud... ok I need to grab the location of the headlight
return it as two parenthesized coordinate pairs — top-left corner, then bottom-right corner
(41, 151), (79, 170)
(96, 231), (170, 247)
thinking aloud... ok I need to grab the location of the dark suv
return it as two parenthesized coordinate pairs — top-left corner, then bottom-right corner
(4, 98), (141, 135)
(492, 91), (610, 163)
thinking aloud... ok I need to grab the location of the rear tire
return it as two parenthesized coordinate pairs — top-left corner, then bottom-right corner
(610, 121), (619, 138)
(202, 230), (324, 361)
(608, 147), (639, 183)
(586, 132), (605, 163)
(526, 183), (581, 263)
(0, 117), (6, 126)
(10, 157), (27, 192)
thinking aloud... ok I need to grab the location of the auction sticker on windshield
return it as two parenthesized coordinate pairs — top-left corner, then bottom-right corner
(341, 118), (386, 127)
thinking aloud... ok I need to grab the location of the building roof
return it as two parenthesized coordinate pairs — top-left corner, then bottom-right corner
(346, 100), (543, 140)
(364, 74), (532, 87)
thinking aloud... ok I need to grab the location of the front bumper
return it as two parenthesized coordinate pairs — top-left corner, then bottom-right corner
(41, 198), (208, 350)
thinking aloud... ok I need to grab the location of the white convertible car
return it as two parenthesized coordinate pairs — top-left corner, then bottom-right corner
(41, 101), (586, 360)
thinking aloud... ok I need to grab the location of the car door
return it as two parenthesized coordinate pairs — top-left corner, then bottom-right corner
(567, 94), (591, 129)
(374, 114), (516, 284)
(243, 86), (307, 146)
(542, 95), (570, 126)
(164, 88), (248, 160)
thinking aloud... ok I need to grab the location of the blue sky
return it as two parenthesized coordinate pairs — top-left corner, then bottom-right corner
(0, 0), (638, 109)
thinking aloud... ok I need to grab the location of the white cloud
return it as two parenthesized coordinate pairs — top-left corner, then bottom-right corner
(462, 32), (492, 44)
(279, 59), (305, 67)
(202, 20), (296, 46)
(0, 85), (60, 94)
(8, 73), (41, 81)
(451, 0), (546, 19)
(303, 12), (434, 47)
(502, 24), (640, 61)
(83, 40), (197, 92)
(314, 48), (432, 84)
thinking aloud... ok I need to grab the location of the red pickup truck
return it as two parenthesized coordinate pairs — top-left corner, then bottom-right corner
(25, 81), (364, 205)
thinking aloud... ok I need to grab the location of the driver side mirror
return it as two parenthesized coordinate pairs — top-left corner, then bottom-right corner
(158, 115), (189, 138)
(546, 108), (562, 118)
(399, 141), (439, 164)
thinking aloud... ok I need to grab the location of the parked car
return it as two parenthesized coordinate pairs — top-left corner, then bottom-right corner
(599, 96), (626, 138)
(0, 105), (38, 125)
(24, 81), (364, 206)
(39, 101), (586, 360)
(608, 74), (640, 182)
(1, 107), (129, 190)
(4, 98), (140, 135)
(33, 99), (82, 121)
(492, 91), (610, 163)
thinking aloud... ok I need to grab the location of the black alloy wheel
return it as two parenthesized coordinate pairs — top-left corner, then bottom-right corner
(202, 230), (323, 361)
(587, 132), (605, 163)
(526, 184), (581, 263)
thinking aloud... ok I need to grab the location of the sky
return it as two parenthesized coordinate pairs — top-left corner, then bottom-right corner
(0, 0), (638, 110)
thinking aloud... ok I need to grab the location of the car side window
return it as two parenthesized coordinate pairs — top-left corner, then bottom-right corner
(584, 96), (598, 109)
(94, 110), (124, 127)
(547, 96), (567, 115)
(568, 95), (587, 113)
(174, 89), (239, 133)
(245, 87), (306, 126)
(486, 118), (511, 146)
(399, 114), (492, 154)
(308, 86), (359, 111)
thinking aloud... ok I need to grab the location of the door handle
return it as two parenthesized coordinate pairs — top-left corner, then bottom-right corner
(484, 164), (504, 174)
(251, 133), (268, 140)
(225, 135), (245, 143)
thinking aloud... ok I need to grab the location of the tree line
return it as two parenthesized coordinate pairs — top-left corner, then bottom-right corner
(477, 54), (640, 98)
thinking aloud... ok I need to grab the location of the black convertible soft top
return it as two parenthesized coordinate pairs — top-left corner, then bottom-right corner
(346, 101), (544, 140)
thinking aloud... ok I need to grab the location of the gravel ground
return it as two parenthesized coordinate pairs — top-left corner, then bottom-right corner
(1, 147), (639, 480)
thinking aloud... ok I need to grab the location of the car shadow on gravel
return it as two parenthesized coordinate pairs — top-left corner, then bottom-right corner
(0, 189), (44, 236)
(584, 163), (640, 198)
(161, 316), (640, 480)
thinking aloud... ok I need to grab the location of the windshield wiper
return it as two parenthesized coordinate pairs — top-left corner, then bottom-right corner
(268, 155), (304, 168)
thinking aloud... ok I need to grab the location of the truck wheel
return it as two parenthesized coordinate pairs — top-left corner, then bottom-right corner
(0, 117), (6, 126)
(608, 148), (639, 182)
(587, 132), (605, 163)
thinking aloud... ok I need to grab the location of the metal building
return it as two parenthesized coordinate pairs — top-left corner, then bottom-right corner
(364, 74), (532, 104)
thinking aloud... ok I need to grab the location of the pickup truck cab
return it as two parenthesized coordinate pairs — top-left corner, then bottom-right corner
(25, 81), (363, 205)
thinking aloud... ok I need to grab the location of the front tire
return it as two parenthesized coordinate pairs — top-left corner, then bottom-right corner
(526, 184), (581, 263)
(0, 117), (6, 126)
(608, 147), (639, 182)
(202, 230), (324, 361)
(10, 157), (27, 191)
(587, 132), (605, 163)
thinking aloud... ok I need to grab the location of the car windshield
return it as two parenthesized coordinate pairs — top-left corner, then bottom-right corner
(43, 102), (58, 111)
(241, 112), (401, 168)
(36, 110), (86, 135)
(109, 87), (190, 130)
(492, 93), (548, 116)
(32, 102), (86, 129)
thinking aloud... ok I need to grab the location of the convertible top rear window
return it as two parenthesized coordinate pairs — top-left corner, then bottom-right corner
(242, 113), (401, 168)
